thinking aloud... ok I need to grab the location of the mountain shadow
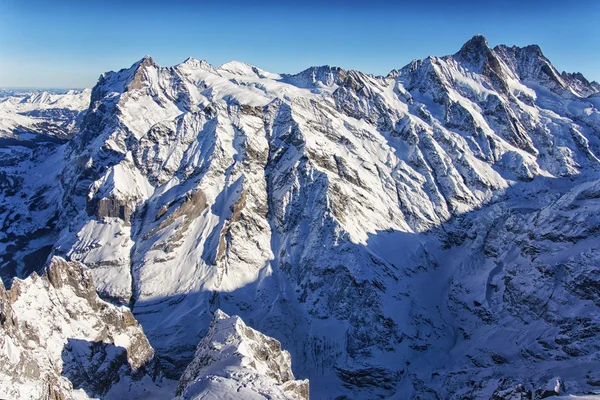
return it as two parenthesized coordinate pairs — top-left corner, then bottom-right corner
(131, 173), (600, 399)
(61, 338), (153, 398)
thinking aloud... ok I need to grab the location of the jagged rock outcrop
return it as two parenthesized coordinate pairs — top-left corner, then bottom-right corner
(0, 256), (169, 399)
(175, 310), (309, 400)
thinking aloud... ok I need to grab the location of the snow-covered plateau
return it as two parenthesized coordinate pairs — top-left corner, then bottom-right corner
(2, 35), (600, 399)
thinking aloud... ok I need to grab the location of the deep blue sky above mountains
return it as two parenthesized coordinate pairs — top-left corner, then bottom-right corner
(1, 0), (598, 88)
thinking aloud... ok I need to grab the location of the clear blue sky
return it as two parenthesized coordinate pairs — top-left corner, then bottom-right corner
(0, 0), (598, 88)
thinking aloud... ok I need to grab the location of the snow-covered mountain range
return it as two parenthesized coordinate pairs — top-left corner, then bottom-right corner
(1, 35), (600, 399)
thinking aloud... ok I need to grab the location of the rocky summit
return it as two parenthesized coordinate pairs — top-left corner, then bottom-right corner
(176, 310), (308, 400)
(1, 35), (600, 399)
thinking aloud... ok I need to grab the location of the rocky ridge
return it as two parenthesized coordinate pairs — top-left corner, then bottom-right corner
(0, 256), (167, 399)
(176, 310), (309, 400)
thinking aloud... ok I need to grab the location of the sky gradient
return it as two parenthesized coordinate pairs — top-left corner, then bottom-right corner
(1, 0), (599, 88)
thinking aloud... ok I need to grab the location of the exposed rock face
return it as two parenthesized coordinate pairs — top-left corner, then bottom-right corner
(0, 256), (168, 399)
(176, 310), (309, 400)
(0, 35), (600, 399)
(87, 195), (135, 223)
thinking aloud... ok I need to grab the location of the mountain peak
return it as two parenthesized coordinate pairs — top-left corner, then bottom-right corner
(494, 43), (544, 59)
(455, 34), (494, 65)
(137, 55), (157, 68)
(182, 56), (200, 64)
(523, 44), (543, 55)
(179, 56), (213, 70)
(283, 65), (347, 88)
(218, 60), (262, 76)
(177, 309), (309, 400)
(492, 43), (584, 95)
(465, 34), (489, 48)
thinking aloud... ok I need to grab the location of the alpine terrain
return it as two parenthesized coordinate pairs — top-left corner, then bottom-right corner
(1, 35), (600, 399)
